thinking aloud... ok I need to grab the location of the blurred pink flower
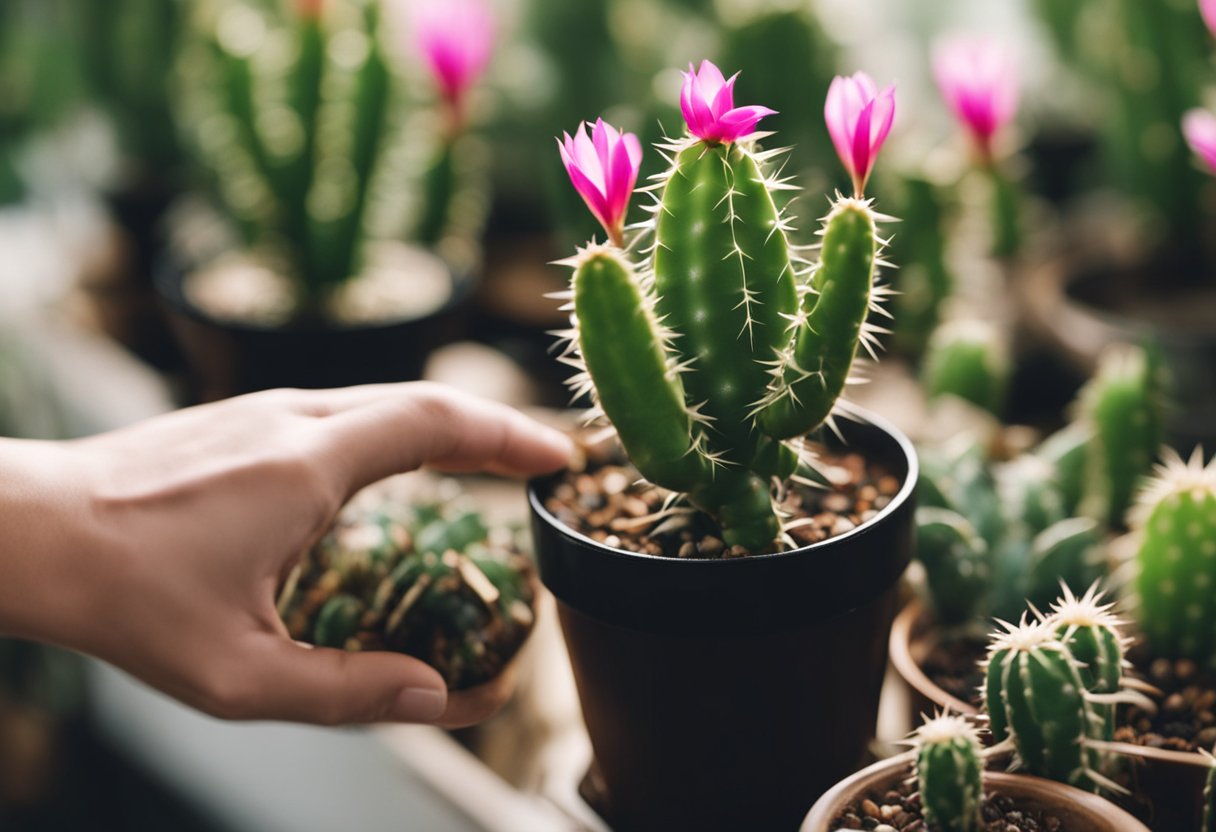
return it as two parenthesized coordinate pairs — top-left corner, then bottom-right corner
(411, 0), (494, 120)
(934, 36), (1018, 156)
(296, 0), (323, 17)
(679, 60), (776, 145)
(1203, 0), (1216, 37)
(824, 72), (896, 197)
(558, 119), (643, 246)
(1183, 108), (1216, 173)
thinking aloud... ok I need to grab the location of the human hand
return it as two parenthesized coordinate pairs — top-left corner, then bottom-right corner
(0, 383), (571, 727)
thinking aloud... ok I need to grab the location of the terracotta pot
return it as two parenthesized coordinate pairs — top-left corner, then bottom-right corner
(528, 410), (917, 832)
(888, 598), (980, 726)
(889, 600), (1214, 828)
(156, 256), (474, 401)
(801, 753), (1150, 832)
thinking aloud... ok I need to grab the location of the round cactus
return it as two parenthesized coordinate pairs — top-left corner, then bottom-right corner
(1131, 447), (1216, 667)
(913, 713), (985, 832)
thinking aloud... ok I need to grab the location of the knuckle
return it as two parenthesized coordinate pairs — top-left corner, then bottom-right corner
(194, 671), (256, 721)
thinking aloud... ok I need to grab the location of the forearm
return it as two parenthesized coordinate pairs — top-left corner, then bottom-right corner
(0, 438), (95, 645)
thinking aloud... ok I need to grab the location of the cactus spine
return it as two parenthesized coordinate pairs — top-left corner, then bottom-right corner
(1131, 447), (1216, 667)
(913, 714), (984, 832)
(564, 140), (888, 552)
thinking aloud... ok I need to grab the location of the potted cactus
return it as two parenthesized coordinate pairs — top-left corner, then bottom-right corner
(889, 342), (1162, 720)
(277, 480), (537, 692)
(160, 0), (490, 398)
(527, 62), (916, 832)
(808, 588), (1153, 831)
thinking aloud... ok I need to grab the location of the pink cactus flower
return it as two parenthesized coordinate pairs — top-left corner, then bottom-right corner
(296, 0), (324, 17)
(411, 0), (494, 127)
(1183, 108), (1216, 174)
(824, 72), (896, 197)
(933, 36), (1019, 157)
(1204, 0), (1216, 38)
(679, 60), (776, 145)
(558, 119), (643, 247)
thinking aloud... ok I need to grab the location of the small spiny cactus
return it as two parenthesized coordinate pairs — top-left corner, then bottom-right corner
(921, 319), (1010, 417)
(1131, 447), (1216, 667)
(913, 713), (985, 832)
(1048, 583), (1131, 739)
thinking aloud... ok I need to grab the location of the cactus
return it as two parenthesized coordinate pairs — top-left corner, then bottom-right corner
(1131, 447), (1216, 667)
(278, 494), (536, 689)
(915, 439), (1104, 627)
(555, 64), (894, 553)
(563, 189), (887, 553)
(983, 616), (1118, 791)
(1048, 583), (1130, 739)
(913, 713), (984, 832)
(921, 319), (1009, 417)
(1075, 343), (1164, 528)
(888, 175), (953, 357)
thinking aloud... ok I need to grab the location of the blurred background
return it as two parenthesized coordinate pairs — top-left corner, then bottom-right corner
(1, 0), (1214, 829)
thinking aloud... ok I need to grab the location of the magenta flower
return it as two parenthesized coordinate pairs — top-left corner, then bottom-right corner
(1204, 0), (1216, 37)
(679, 60), (776, 145)
(411, 0), (494, 127)
(1184, 108), (1216, 174)
(558, 119), (643, 247)
(824, 72), (896, 197)
(933, 36), (1019, 157)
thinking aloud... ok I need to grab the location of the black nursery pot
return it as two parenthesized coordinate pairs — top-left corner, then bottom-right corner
(528, 410), (917, 832)
(155, 258), (475, 400)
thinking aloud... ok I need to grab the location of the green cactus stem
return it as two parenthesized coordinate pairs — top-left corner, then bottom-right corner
(915, 507), (989, 628)
(889, 175), (953, 357)
(983, 617), (1119, 792)
(922, 319), (1009, 417)
(1076, 344), (1163, 528)
(1048, 583), (1129, 739)
(561, 131), (890, 552)
(913, 713), (985, 832)
(1132, 447), (1216, 667)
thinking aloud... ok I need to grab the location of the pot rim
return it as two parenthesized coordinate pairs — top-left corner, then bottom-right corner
(527, 405), (918, 566)
(800, 752), (1151, 832)
(889, 597), (981, 717)
(154, 245), (476, 336)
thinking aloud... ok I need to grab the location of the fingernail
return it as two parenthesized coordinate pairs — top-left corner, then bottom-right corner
(394, 686), (447, 722)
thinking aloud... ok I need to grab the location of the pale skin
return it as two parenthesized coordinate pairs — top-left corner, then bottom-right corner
(0, 383), (572, 728)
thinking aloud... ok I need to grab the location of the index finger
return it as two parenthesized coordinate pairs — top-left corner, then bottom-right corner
(318, 383), (574, 496)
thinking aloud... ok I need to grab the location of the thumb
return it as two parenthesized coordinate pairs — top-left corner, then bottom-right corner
(238, 635), (449, 725)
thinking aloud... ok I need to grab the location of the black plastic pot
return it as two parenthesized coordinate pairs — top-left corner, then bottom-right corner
(155, 256), (475, 401)
(528, 410), (917, 832)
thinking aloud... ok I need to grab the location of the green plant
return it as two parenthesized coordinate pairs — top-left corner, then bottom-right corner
(983, 615), (1123, 792)
(277, 494), (536, 689)
(887, 174), (953, 357)
(921, 319), (1009, 417)
(562, 172), (889, 550)
(1131, 446), (1216, 667)
(1204, 748), (1216, 832)
(913, 713), (984, 832)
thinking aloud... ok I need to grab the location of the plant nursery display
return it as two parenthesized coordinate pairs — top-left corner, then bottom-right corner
(529, 58), (917, 832)
(277, 484), (536, 690)
(159, 0), (492, 397)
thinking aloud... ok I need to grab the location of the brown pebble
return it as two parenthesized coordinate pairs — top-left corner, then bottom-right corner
(822, 493), (850, 513)
(832, 516), (857, 535)
(725, 545), (749, 559)
(861, 798), (881, 819)
(678, 542), (696, 558)
(699, 536), (724, 557)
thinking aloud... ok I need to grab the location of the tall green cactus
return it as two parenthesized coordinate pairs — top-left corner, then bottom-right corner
(1076, 343), (1164, 527)
(1048, 583), (1130, 738)
(177, 0), (404, 305)
(888, 174), (953, 357)
(921, 319), (1010, 417)
(913, 713), (984, 832)
(563, 158), (888, 553)
(983, 616), (1117, 791)
(1132, 447), (1216, 667)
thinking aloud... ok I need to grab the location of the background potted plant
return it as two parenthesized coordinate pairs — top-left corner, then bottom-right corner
(159, 0), (491, 399)
(528, 61), (917, 832)
(889, 342), (1163, 721)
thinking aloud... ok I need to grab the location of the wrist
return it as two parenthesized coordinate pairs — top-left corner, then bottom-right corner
(0, 439), (98, 645)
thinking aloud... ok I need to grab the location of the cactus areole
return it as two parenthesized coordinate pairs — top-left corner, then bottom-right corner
(553, 61), (896, 553)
